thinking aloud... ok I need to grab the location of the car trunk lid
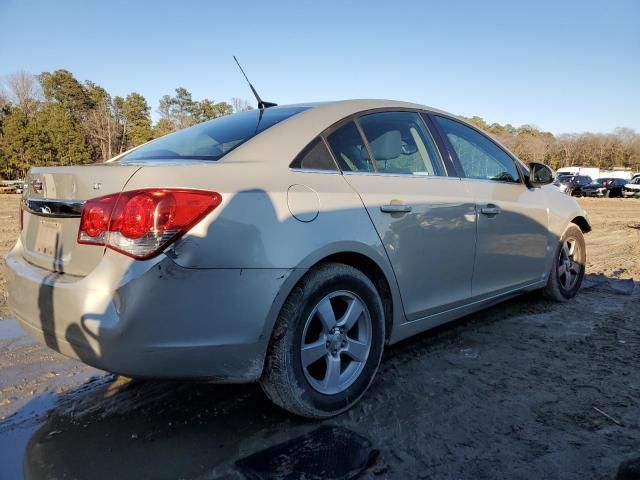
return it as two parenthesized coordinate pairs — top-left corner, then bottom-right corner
(21, 165), (141, 276)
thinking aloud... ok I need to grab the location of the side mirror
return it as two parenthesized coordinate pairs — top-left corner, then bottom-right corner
(526, 162), (554, 188)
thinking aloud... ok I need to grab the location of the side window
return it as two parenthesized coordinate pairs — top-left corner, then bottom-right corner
(326, 121), (373, 172)
(290, 137), (337, 170)
(434, 116), (521, 183)
(358, 111), (445, 176)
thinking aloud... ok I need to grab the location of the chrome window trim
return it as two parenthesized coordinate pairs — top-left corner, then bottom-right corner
(22, 198), (85, 218)
(341, 171), (462, 180)
(288, 168), (342, 175)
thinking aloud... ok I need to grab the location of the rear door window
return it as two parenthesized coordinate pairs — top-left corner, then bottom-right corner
(326, 121), (373, 172)
(290, 137), (337, 170)
(357, 111), (446, 176)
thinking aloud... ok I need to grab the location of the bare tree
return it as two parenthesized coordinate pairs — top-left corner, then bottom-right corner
(3, 71), (42, 117)
(0, 90), (8, 108)
(231, 97), (254, 112)
(557, 134), (580, 167)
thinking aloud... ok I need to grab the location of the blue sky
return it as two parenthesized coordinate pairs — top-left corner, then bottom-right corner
(1, 0), (638, 134)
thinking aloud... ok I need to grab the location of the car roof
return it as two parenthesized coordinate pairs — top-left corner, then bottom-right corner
(286, 99), (449, 114)
(227, 99), (475, 165)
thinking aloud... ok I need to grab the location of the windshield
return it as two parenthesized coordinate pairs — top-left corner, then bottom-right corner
(574, 176), (592, 184)
(119, 106), (309, 162)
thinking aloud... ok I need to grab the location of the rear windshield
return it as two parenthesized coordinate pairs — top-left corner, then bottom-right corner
(119, 106), (308, 162)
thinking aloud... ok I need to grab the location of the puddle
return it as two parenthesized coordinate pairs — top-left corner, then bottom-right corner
(0, 319), (25, 341)
(0, 423), (35, 480)
(236, 425), (377, 480)
(0, 392), (61, 480)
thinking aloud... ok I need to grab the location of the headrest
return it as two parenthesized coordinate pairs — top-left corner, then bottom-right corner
(362, 130), (401, 161)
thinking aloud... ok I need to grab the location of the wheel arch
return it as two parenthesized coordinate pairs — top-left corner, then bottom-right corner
(571, 215), (592, 233)
(257, 243), (401, 378)
(313, 251), (395, 341)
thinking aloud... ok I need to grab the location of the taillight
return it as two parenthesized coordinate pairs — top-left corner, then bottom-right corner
(78, 189), (222, 259)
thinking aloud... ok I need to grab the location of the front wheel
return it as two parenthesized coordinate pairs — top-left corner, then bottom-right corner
(260, 263), (385, 418)
(543, 224), (586, 301)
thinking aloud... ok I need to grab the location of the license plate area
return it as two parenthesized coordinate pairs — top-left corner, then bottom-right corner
(34, 219), (63, 258)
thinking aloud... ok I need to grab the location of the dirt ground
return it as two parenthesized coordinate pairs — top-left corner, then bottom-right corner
(0, 195), (638, 479)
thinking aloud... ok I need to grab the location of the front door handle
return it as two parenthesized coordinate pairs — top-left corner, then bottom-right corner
(380, 204), (412, 214)
(480, 205), (500, 216)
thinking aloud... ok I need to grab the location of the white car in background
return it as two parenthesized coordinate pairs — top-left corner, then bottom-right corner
(622, 176), (640, 198)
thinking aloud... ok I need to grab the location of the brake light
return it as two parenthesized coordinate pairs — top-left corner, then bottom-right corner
(78, 189), (222, 259)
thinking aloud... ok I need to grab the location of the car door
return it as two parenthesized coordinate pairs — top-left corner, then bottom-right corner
(325, 112), (477, 321)
(432, 115), (550, 298)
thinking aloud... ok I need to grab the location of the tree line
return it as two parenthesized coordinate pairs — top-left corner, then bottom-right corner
(0, 69), (638, 180)
(461, 116), (640, 173)
(0, 70), (253, 179)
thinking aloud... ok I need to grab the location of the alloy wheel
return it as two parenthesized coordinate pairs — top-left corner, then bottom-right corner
(300, 291), (372, 395)
(557, 237), (583, 291)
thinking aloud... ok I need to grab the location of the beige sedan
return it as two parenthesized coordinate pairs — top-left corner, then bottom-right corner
(7, 100), (589, 417)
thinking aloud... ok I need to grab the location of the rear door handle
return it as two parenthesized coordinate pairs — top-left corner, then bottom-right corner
(380, 204), (412, 214)
(480, 205), (500, 216)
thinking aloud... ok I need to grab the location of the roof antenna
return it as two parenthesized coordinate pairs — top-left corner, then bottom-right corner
(233, 56), (277, 110)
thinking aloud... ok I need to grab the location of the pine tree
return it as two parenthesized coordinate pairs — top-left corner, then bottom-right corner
(117, 93), (153, 151)
(38, 103), (90, 165)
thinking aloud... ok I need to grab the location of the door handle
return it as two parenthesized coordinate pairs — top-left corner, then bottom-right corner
(380, 204), (412, 214)
(480, 205), (500, 216)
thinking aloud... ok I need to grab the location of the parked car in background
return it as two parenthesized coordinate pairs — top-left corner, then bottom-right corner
(0, 180), (24, 194)
(580, 178), (628, 198)
(554, 175), (593, 196)
(556, 167), (633, 181)
(556, 166), (600, 180)
(622, 176), (640, 198)
(7, 100), (590, 418)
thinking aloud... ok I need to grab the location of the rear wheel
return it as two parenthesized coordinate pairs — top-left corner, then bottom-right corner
(260, 263), (385, 418)
(543, 224), (586, 301)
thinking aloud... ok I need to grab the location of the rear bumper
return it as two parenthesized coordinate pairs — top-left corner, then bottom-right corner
(6, 240), (295, 381)
(622, 190), (640, 198)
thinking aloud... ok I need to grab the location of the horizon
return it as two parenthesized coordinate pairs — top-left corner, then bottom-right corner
(1, 0), (639, 135)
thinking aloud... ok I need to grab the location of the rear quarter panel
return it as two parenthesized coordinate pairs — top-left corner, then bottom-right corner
(123, 161), (405, 339)
(123, 162), (388, 270)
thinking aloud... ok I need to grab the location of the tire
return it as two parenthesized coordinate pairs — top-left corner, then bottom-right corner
(260, 262), (385, 418)
(542, 224), (586, 302)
